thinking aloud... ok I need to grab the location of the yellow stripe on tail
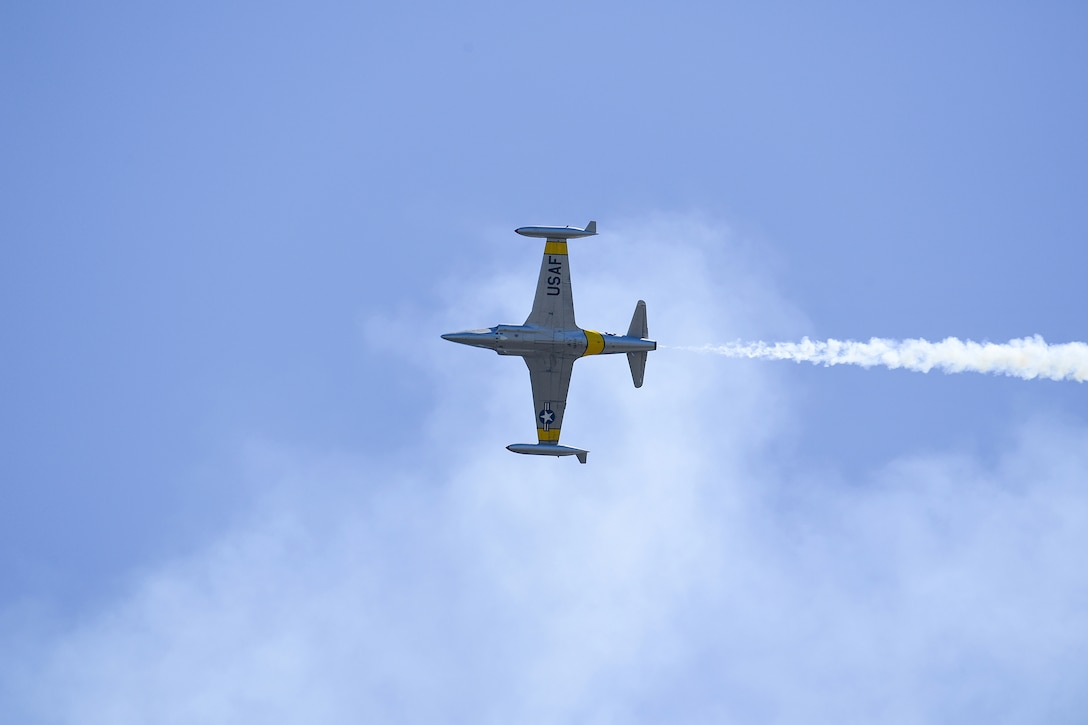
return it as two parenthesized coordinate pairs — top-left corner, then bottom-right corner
(582, 329), (605, 356)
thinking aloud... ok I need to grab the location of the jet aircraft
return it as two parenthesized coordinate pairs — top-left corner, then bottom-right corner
(441, 221), (656, 463)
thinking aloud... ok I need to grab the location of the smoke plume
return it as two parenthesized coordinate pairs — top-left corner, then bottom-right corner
(671, 335), (1088, 382)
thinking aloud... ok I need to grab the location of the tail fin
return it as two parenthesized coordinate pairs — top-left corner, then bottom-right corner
(584, 220), (597, 235)
(627, 351), (647, 388)
(627, 300), (648, 338)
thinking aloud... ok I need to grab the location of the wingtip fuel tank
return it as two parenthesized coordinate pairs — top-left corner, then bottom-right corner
(515, 221), (597, 239)
(507, 443), (589, 464)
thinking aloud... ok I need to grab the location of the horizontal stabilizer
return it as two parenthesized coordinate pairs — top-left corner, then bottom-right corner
(627, 299), (648, 338)
(627, 351), (647, 388)
(507, 442), (589, 464)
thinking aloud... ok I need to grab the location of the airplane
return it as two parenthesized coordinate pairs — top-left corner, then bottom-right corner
(441, 221), (656, 463)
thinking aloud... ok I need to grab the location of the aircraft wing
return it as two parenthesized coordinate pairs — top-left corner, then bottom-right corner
(524, 353), (575, 444)
(524, 239), (576, 329)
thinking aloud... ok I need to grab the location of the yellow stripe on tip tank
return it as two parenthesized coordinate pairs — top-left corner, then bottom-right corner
(544, 241), (568, 255)
(537, 428), (561, 442)
(582, 329), (605, 356)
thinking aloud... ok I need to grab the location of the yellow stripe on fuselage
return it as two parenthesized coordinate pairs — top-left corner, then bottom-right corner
(544, 240), (568, 256)
(582, 329), (605, 356)
(537, 428), (561, 442)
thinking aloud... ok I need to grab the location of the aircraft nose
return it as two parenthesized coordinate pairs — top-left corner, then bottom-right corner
(442, 328), (495, 347)
(441, 331), (478, 345)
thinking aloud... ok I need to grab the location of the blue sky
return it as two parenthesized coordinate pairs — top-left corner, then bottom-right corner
(3, 2), (1088, 722)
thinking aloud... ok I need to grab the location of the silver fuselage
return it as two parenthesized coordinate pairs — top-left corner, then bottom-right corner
(441, 324), (657, 358)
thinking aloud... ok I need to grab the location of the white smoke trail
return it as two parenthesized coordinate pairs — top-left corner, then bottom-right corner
(668, 335), (1088, 382)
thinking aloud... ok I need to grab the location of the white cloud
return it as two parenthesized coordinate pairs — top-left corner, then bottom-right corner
(4, 216), (1087, 724)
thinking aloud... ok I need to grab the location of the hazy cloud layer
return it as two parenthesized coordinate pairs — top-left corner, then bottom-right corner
(4, 219), (1087, 724)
